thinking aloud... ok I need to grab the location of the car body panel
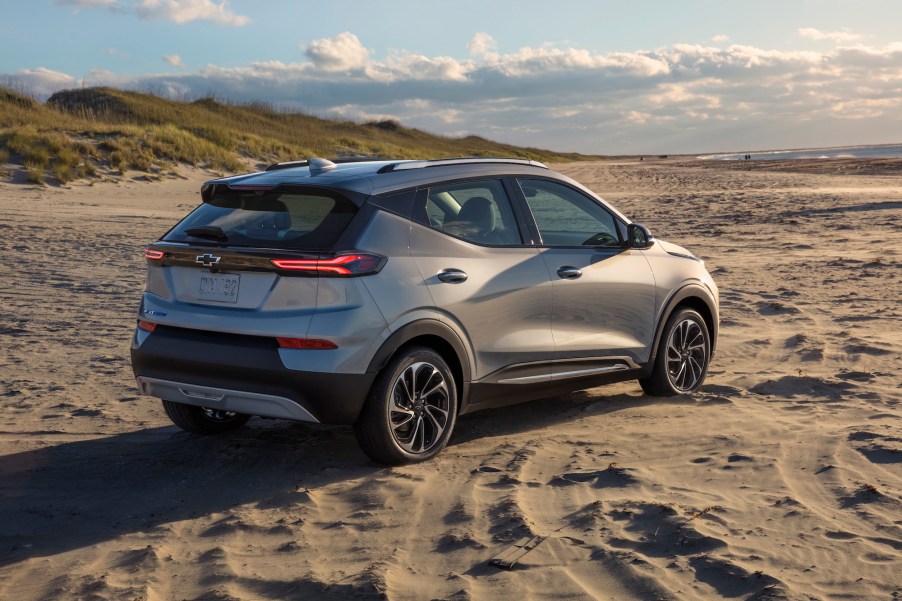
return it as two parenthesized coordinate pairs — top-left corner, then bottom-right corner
(537, 247), (657, 364)
(351, 210), (433, 334)
(641, 241), (719, 327)
(138, 291), (317, 339)
(409, 221), (555, 380)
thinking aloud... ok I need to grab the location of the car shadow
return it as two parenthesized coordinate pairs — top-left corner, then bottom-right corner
(0, 387), (686, 567)
(452, 386), (694, 446)
(0, 422), (375, 567)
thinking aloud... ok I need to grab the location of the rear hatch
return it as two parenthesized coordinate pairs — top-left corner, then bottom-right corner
(140, 184), (380, 338)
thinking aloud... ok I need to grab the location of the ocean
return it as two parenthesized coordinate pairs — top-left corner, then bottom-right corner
(697, 143), (902, 161)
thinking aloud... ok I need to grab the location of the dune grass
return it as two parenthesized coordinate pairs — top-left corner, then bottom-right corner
(0, 86), (594, 184)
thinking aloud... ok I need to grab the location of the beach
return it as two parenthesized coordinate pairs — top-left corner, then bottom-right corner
(0, 158), (900, 600)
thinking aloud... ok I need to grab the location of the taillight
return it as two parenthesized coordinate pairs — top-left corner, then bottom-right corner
(271, 253), (384, 276)
(276, 337), (338, 350)
(145, 248), (165, 261)
(137, 320), (157, 333)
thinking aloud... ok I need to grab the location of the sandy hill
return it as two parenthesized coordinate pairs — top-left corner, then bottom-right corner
(0, 86), (594, 185)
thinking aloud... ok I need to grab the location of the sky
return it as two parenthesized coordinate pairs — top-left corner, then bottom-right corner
(1, 0), (901, 154)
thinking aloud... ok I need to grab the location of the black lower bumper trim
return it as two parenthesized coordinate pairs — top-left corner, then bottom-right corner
(130, 325), (374, 424)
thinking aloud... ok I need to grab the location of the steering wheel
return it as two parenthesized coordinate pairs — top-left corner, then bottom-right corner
(581, 232), (618, 246)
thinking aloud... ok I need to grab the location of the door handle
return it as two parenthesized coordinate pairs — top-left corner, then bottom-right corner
(437, 269), (468, 283)
(557, 266), (582, 280)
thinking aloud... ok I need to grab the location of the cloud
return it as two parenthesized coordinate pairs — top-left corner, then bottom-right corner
(136, 0), (249, 26)
(57, 0), (250, 25)
(0, 67), (78, 97)
(302, 32), (370, 72)
(798, 28), (862, 43)
(468, 33), (498, 57)
(4, 33), (901, 154)
(711, 34), (729, 43)
(162, 54), (182, 67)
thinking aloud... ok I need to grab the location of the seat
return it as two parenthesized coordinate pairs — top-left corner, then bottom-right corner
(444, 196), (496, 241)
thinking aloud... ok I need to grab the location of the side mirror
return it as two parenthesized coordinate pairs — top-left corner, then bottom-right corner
(627, 223), (654, 249)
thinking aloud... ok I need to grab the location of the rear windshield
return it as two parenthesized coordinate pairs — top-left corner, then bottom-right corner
(164, 188), (358, 250)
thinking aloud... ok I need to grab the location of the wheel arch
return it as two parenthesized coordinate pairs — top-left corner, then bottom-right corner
(647, 284), (718, 374)
(366, 320), (472, 411)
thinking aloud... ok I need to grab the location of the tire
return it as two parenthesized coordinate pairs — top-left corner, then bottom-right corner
(161, 400), (252, 434)
(355, 347), (458, 465)
(639, 308), (711, 397)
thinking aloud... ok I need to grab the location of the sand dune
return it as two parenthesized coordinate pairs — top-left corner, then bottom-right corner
(0, 159), (899, 600)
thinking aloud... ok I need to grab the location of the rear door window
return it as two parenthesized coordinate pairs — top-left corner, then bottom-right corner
(165, 188), (358, 250)
(423, 179), (522, 245)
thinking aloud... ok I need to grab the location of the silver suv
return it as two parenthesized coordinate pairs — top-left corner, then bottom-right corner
(131, 157), (718, 464)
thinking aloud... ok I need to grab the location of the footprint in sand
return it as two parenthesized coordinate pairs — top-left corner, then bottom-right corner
(749, 375), (856, 400)
(473, 466), (503, 474)
(823, 530), (857, 541)
(836, 371), (875, 382)
(114, 545), (160, 570)
(276, 541), (303, 553)
(848, 431), (902, 465)
(839, 484), (886, 508)
(843, 343), (893, 356)
(757, 301), (801, 316)
(727, 454), (754, 463)
(551, 465), (637, 488)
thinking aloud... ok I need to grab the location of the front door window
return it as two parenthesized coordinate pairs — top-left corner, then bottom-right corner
(517, 179), (621, 248)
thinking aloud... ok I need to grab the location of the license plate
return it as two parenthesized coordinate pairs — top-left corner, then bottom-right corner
(197, 273), (240, 303)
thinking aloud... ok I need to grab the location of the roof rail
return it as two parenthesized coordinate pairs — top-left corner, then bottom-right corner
(264, 156), (392, 172)
(265, 160), (308, 172)
(376, 157), (548, 174)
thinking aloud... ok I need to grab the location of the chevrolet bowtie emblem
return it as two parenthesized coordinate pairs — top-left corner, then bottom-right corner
(195, 253), (222, 269)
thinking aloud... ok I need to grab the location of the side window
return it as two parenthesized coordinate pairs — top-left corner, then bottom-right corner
(425, 179), (522, 245)
(518, 179), (622, 247)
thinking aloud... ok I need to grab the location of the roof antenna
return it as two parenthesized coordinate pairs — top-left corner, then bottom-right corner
(308, 157), (337, 175)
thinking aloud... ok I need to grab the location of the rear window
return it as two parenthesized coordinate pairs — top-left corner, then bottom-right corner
(165, 188), (358, 250)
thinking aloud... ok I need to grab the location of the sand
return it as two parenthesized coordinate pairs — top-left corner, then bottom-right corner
(0, 159), (899, 600)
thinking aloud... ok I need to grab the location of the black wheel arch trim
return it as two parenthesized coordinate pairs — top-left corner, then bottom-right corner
(646, 283), (718, 376)
(366, 319), (473, 411)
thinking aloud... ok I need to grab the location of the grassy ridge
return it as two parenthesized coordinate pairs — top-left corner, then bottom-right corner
(0, 86), (595, 184)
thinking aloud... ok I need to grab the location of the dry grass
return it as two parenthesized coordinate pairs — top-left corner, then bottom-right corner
(0, 86), (594, 184)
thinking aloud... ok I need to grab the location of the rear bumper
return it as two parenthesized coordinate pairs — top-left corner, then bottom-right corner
(137, 376), (321, 422)
(130, 325), (375, 424)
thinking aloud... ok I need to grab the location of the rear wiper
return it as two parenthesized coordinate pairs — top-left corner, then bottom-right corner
(185, 226), (228, 241)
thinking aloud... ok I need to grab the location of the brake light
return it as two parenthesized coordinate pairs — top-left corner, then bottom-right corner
(145, 248), (165, 260)
(137, 320), (157, 333)
(277, 337), (338, 350)
(271, 253), (384, 276)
